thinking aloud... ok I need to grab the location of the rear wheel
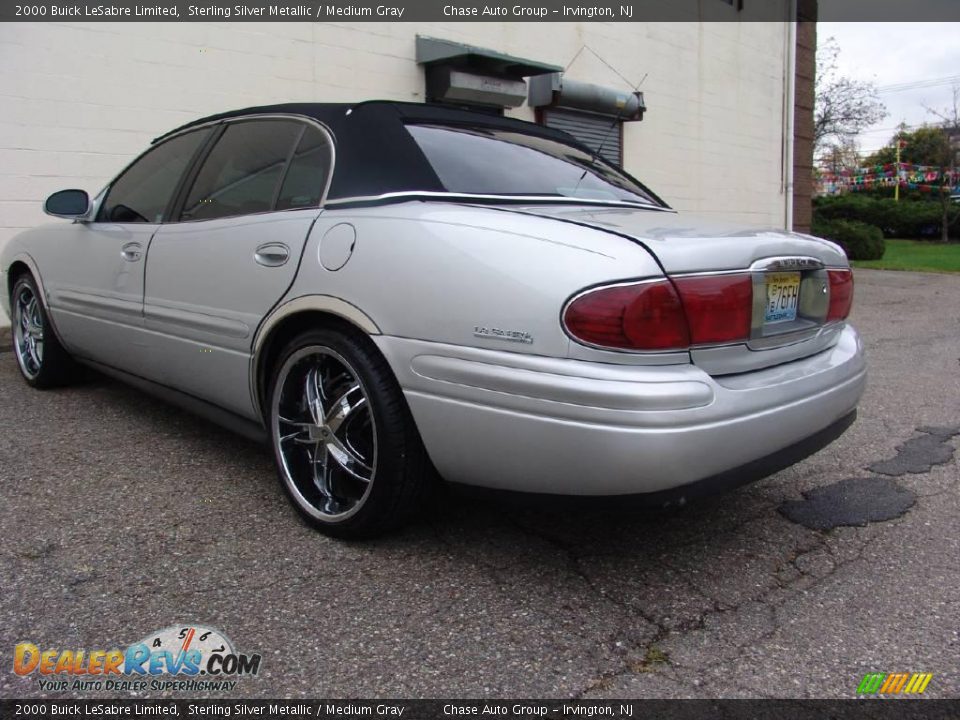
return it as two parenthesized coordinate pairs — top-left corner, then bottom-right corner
(10, 274), (76, 388)
(268, 327), (431, 538)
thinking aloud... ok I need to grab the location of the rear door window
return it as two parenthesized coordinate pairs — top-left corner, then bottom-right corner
(181, 120), (302, 221)
(276, 126), (333, 210)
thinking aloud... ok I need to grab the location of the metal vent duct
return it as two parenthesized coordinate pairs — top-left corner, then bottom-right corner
(529, 73), (646, 121)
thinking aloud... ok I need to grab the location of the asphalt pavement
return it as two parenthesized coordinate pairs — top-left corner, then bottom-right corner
(0, 268), (958, 699)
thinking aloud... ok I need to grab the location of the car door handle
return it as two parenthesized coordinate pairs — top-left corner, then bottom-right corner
(121, 242), (142, 262)
(254, 243), (290, 267)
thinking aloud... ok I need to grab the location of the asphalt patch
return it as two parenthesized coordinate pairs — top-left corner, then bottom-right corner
(868, 425), (960, 476)
(778, 477), (916, 530)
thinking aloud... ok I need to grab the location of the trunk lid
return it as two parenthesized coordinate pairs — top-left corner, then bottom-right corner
(502, 204), (850, 375)
(507, 205), (846, 272)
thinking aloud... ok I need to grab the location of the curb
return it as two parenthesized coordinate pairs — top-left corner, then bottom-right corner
(0, 323), (10, 352)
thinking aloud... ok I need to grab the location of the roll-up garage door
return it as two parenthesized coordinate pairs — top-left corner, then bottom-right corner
(542, 109), (623, 167)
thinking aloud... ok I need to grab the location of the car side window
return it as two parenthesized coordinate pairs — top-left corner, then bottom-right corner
(98, 128), (210, 223)
(180, 120), (302, 221)
(276, 126), (333, 210)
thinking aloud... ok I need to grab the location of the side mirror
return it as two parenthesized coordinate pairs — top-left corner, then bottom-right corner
(44, 189), (90, 219)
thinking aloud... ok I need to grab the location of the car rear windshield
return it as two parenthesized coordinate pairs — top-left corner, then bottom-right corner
(406, 124), (663, 207)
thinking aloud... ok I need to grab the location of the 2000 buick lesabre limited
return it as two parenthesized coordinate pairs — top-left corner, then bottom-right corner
(1, 102), (866, 537)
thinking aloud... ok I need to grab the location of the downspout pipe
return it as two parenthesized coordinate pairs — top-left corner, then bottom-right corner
(785, 1), (797, 232)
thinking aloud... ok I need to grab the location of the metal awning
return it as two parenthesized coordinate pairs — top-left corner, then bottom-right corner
(415, 36), (562, 78)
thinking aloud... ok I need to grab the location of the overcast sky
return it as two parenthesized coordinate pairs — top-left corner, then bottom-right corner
(818, 22), (960, 156)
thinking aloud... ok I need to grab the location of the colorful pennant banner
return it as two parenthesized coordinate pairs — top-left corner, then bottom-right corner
(816, 165), (960, 196)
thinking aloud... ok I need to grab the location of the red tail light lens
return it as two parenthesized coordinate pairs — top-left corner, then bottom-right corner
(827, 269), (854, 321)
(564, 274), (756, 352)
(563, 280), (690, 350)
(673, 274), (753, 345)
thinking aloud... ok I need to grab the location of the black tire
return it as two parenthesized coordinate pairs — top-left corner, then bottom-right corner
(9, 274), (77, 389)
(267, 326), (432, 539)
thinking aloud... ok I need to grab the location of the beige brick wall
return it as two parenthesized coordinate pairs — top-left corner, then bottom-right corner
(793, 12), (817, 233)
(0, 21), (792, 325)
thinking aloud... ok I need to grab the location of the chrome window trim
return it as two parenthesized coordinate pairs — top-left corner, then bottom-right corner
(324, 191), (675, 212)
(168, 205), (325, 225)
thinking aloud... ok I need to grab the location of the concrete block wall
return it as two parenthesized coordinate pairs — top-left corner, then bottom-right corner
(0, 21), (792, 327)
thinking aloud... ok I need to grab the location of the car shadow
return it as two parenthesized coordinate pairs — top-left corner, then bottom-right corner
(64, 362), (813, 620)
(76, 361), (797, 556)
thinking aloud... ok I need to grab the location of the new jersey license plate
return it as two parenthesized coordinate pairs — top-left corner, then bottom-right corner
(765, 272), (801, 324)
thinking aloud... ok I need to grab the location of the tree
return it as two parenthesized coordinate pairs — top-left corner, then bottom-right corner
(920, 85), (960, 243)
(815, 38), (887, 154)
(818, 136), (862, 174)
(865, 120), (959, 243)
(865, 125), (951, 167)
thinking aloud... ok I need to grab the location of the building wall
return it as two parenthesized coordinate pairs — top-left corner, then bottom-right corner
(793, 4), (818, 232)
(0, 21), (793, 322)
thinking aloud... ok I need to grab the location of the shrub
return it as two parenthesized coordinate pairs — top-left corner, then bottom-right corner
(813, 195), (955, 241)
(811, 217), (886, 260)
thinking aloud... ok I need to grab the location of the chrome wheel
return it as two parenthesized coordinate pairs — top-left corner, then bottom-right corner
(13, 283), (44, 379)
(272, 346), (378, 521)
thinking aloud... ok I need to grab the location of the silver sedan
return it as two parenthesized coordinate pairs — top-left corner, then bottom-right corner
(1, 101), (866, 537)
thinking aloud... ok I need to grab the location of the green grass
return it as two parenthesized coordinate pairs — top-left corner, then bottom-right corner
(853, 238), (960, 273)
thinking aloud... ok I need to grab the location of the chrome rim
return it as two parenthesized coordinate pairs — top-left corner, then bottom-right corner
(272, 346), (377, 521)
(13, 284), (44, 379)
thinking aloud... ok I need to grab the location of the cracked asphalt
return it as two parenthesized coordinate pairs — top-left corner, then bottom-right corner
(1, 268), (958, 700)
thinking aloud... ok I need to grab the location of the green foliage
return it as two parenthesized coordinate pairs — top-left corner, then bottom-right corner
(863, 126), (953, 168)
(811, 217), (886, 261)
(814, 195), (956, 241)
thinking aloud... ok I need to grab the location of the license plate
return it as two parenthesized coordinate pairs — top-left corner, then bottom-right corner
(765, 272), (800, 324)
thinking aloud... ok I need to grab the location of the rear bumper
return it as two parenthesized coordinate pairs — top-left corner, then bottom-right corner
(375, 325), (867, 497)
(452, 409), (857, 508)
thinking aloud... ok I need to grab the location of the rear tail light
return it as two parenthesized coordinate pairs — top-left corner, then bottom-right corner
(563, 280), (689, 351)
(562, 274), (753, 351)
(827, 269), (854, 321)
(673, 275), (753, 345)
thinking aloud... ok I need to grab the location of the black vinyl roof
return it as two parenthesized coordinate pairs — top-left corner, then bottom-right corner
(156, 100), (601, 202)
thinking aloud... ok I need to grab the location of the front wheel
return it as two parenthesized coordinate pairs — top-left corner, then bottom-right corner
(268, 327), (431, 538)
(10, 274), (77, 388)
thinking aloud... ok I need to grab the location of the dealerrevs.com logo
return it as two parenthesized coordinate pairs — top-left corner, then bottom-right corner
(13, 624), (262, 693)
(856, 672), (934, 696)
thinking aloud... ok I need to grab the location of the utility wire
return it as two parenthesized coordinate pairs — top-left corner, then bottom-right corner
(562, 44), (649, 191)
(876, 74), (960, 94)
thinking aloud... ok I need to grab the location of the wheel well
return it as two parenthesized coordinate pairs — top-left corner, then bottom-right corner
(7, 261), (32, 297)
(255, 310), (376, 418)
